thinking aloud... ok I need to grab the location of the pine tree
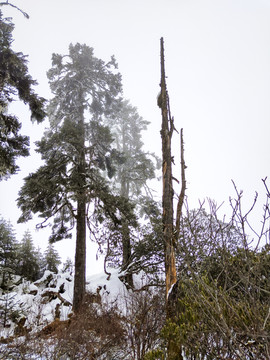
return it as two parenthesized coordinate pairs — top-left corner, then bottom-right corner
(17, 230), (40, 281)
(0, 293), (22, 328)
(0, 9), (46, 179)
(110, 99), (158, 199)
(107, 99), (159, 287)
(17, 43), (136, 312)
(44, 243), (61, 273)
(62, 257), (74, 274)
(0, 217), (18, 289)
(35, 246), (46, 279)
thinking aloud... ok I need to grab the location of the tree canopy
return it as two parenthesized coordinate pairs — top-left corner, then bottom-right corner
(0, 10), (46, 179)
(17, 43), (136, 311)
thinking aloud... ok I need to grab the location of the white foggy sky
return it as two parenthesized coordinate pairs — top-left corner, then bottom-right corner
(0, 0), (270, 273)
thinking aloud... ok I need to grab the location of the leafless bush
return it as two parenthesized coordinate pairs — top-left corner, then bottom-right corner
(46, 292), (125, 359)
(161, 179), (270, 359)
(0, 291), (125, 359)
(123, 287), (165, 360)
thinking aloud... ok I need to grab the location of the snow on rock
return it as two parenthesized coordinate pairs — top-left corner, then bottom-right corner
(0, 267), (150, 339)
(86, 268), (128, 311)
(0, 271), (74, 339)
(86, 268), (155, 314)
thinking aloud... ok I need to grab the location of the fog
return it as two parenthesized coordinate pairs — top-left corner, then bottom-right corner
(1, 0), (270, 273)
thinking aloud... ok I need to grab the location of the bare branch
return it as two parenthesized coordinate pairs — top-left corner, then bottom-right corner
(0, 1), (29, 18)
(175, 128), (187, 239)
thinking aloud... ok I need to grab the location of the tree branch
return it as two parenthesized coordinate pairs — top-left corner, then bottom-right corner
(0, 2), (29, 18)
(175, 128), (187, 239)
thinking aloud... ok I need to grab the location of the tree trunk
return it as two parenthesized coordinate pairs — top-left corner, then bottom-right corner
(120, 170), (134, 289)
(73, 196), (86, 313)
(175, 128), (187, 240)
(159, 37), (177, 300)
(118, 121), (134, 289)
(73, 100), (87, 313)
(121, 220), (134, 289)
(158, 37), (187, 360)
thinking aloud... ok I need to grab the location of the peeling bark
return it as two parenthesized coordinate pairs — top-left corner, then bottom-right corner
(159, 37), (177, 300)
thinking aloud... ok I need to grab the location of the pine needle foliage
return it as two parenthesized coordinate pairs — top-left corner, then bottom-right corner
(0, 10), (46, 179)
(17, 43), (137, 312)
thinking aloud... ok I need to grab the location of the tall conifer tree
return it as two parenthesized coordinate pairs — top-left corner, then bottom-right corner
(107, 99), (159, 287)
(17, 44), (136, 312)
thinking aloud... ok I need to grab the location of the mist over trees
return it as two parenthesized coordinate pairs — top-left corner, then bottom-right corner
(1, 3), (270, 359)
(0, 217), (61, 286)
(103, 98), (160, 288)
(17, 43), (138, 312)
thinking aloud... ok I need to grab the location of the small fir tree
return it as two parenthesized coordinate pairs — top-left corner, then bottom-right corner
(62, 257), (74, 275)
(0, 217), (18, 289)
(35, 246), (46, 279)
(17, 230), (40, 281)
(0, 292), (23, 328)
(44, 244), (61, 273)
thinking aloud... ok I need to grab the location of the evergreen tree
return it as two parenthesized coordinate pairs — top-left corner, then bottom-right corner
(17, 230), (40, 281)
(62, 257), (74, 274)
(17, 43), (136, 312)
(110, 99), (158, 199)
(0, 293), (23, 328)
(44, 243), (61, 273)
(35, 246), (46, 279)
(0, 8), (46, 179)
(0, 217), (18, 289)
(106, 99), (159, 287)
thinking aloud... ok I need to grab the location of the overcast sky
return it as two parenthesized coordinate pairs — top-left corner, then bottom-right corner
(1, 0), (270, 273)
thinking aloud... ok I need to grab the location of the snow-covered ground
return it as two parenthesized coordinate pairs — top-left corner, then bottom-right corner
(0, 267), (150, 339)
(0, 268), (165, 360)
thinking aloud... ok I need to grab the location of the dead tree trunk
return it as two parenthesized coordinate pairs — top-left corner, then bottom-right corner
(159, 37), (177, 300)
(158, 36), (187, 360)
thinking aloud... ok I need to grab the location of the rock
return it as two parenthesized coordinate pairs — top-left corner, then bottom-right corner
(29, 289), (38, 296)
(59, 283), (65, 294)
(55, 303), (61, 320)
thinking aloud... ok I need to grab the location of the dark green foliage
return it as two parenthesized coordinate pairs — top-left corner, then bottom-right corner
(35, 246), (46, 279)
(17, 230), (40, 281)
(0, 10), (46, 179)
(108, 99), (159, 198)
(0, 293), (23, 328)
(0, 216), (18, 289)
(147, 199), (270, 359)
(62, 257), (73, 274)
(17, 43), (137, 311)
(44, 243), (61, 273)
(103, 99), (161, 287)
(161, 246), (270, 359)
(17, 43), (134, 242)
(127, 198), (164, 277)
